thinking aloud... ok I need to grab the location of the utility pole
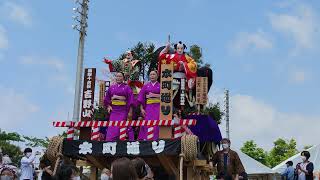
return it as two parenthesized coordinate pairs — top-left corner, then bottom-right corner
(72, 0), (89, 122)
(224, 89), (230, 139)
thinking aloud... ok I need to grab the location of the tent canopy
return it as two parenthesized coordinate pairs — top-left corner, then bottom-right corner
(272, 144), (320, 173)
(236, 150), (274, 174)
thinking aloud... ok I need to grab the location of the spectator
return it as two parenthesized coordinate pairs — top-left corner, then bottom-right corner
(145, 165), (154, 180)
(295, 151), (314, 180)
(54, 164), (79, 180)
(111, 157), (137, 180)
(239, 172), (248, 180)
(0, 155), (18, 180)
(131, 158), (149, 180)
(39, 158), (53, 180)
(2, 155), (12, 165)
(212, 138), (245, 180)
(20, 148), (39, 180)
(101, 168), (111, 180)
(281, 161), (294, 180)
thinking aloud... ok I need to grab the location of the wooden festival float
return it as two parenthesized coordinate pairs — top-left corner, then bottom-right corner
(46, 42), (223, 180)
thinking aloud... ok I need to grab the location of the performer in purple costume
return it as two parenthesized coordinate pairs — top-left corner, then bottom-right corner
(138, 70), (160, 140)
(104, 72), (134, 141)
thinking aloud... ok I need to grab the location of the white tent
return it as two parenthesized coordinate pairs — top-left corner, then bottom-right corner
(272, 144), (320, 173)
(236, 150), (275, 175)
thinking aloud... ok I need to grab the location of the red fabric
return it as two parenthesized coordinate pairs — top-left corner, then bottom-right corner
(103, 58), (114, 72)
(128, 80), (143, 88)
(158, 53), (197, 80)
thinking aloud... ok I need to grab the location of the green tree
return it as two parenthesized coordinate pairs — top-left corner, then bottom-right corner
(303, 145), (313, 150)
(267, 138), (298, 167)
(241, 140), (268, 166)
(93, 106), (108, 121)
(202, 103), (223, 124)
(0, 129), (24, 165)
(0, 131), (24, 142)
(23, 136), (49, 148)
(0, 141), (22, 166)
(188, 45), (203, 67)
(0, 129), (52, 165)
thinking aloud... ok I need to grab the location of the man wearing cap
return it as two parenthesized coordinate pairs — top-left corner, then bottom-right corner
(281, 161), (294, 180)
(212, 138), (245, 180)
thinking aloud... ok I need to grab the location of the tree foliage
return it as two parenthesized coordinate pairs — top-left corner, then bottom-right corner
(0, 130), (23, 165)
(116, 42), (156, 81)
(241, 140), (268, 165)
(23, 136), (49, 148)
(93, 106), (108, 121)
(241, 138), (299, 168)
(114, 42), (204, 81)
(0, 141), (22, 166)
(0, 129), (51, 165)
(188, 45), (203, 67)
(267, 138), (298, 167)
(0, 131), (24, 142)
(202, 103), (223, 124)
(303, 145), (313, 150)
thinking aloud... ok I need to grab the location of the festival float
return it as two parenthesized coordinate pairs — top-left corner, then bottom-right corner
(45, 39), (223, 179)
(44, 2), (222, 178)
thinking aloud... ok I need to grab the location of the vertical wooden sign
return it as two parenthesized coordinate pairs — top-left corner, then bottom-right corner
(98, 81), (106, 107)
(160, 64), (173, 120)
(81, 68), (96, 121)
(196, 77), (208, 105)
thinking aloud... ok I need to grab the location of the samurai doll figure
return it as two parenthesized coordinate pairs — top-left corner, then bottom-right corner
(104, 50), (143, 94)
(158, 41), (197, 89)
(104, 50), (141, 82)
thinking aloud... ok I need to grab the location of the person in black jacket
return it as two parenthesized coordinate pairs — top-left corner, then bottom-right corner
(39, 158), (53, 180)
(295, 151), (314, 180)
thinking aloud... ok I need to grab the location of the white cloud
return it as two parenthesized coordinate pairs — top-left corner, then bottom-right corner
(0, 86), (69, 139)
(229, 30), (273, 55)
(0, 86), (39, 131)
(209, 87), (318, 150)
(20, 56), (65, 71)
(50, 74), (74, 95)
(269, 4), (319, 51)
(228, 94), (320, 150)
(19, 55), (74, 94)
(2, 2), (32, 26)
(0, 25), (9, 50)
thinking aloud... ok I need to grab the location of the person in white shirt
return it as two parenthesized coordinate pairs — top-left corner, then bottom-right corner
(20, 148), (39, 180)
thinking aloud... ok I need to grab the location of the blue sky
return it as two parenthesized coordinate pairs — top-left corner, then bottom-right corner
(0, 0), (319, 150)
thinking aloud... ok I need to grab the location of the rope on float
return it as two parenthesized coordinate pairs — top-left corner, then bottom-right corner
(46, 136), (64, 175)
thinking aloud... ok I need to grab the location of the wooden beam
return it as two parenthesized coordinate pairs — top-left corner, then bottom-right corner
(76, 160), (93, 167)
(187, 166), (195, 180)
(193, 160), (207, 167)
(157, 155), (179, 177)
